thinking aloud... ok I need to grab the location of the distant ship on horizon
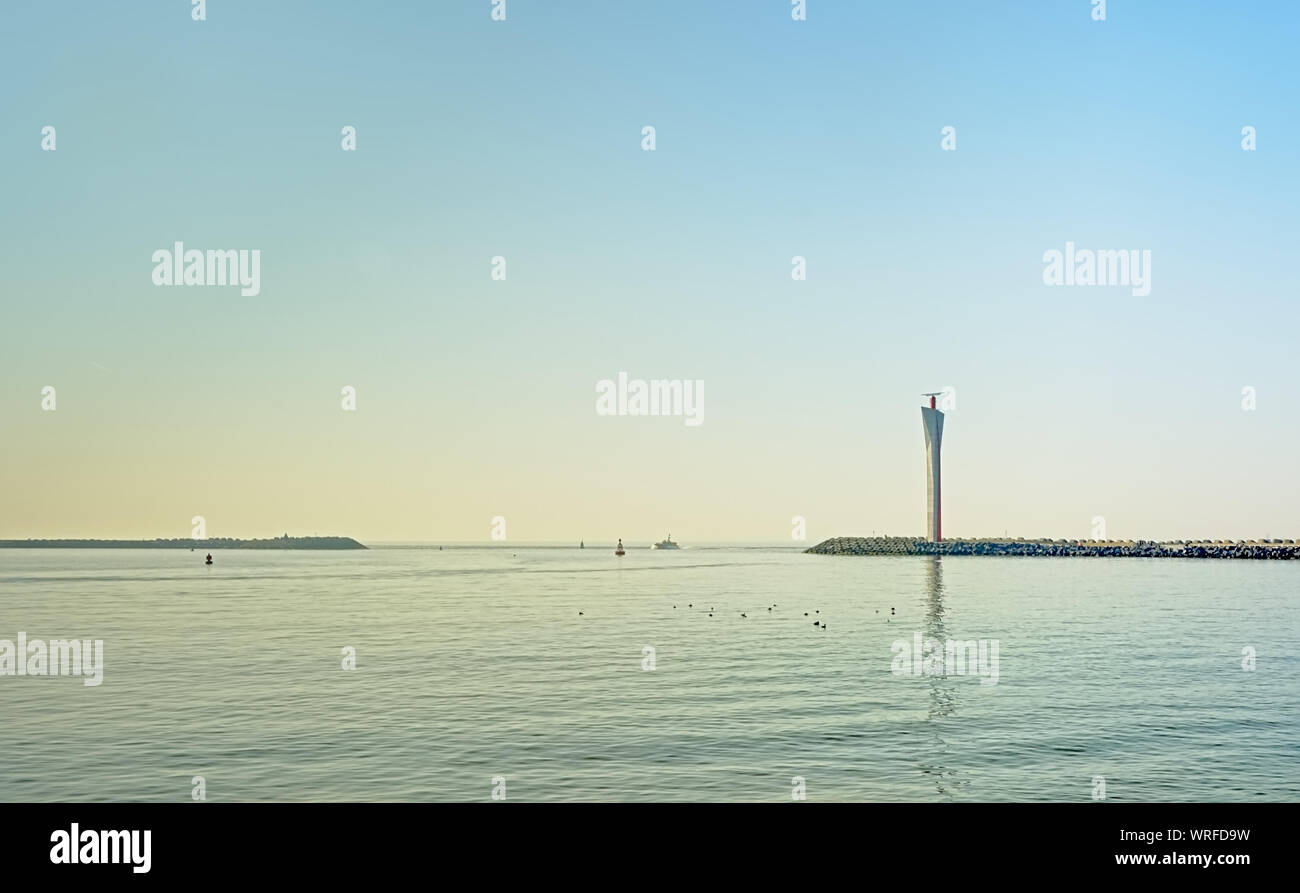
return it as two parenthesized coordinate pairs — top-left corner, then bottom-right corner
(652, 535), (681, 550)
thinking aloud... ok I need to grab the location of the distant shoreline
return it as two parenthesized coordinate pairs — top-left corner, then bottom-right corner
(807, 536), (1299, 560)
(0, 537), (367, 550)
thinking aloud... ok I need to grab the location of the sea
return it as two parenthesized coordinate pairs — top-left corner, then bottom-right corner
(1, 545), (1296, 802)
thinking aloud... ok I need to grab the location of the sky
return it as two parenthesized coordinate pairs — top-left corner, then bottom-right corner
(2, 1), (1298, 544)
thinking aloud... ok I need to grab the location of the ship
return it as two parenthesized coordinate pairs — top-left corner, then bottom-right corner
(652, 535), (680, 550)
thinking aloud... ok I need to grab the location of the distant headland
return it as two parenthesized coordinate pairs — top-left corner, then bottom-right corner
(807, 537), (1299, 560)
(0, 536), (367, 550)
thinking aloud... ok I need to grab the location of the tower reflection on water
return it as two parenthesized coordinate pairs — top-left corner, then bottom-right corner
(916, 556), (969, 798)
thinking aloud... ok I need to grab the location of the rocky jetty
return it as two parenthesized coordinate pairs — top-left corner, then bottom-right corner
(806, 536), (1299, 560)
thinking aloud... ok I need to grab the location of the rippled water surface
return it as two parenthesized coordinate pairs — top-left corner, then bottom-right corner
(1, 546), (1296, 802)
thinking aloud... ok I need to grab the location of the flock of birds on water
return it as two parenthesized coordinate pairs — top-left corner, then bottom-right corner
(577, 604), (900, 630)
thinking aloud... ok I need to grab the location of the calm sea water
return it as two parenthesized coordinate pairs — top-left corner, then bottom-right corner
(1, 546), (1296, 802)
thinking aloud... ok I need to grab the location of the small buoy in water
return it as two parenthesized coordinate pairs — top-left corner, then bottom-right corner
(813, 621), (819, 626)
(205, 553), (213, 565)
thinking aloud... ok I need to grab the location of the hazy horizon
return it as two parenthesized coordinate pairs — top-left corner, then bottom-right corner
(4, 1), (1298, 544)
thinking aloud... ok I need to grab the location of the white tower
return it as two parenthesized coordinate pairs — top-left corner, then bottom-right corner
(921, 394), (944, 542)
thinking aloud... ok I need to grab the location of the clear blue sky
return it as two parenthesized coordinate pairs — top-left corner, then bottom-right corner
(2, 1), (1298, 542)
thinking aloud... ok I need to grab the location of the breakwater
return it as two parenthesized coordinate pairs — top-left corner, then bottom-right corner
(806, 536), (1299, 560)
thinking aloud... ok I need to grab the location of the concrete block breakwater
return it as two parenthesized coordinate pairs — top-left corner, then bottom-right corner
(806, 537), (1300, 560)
